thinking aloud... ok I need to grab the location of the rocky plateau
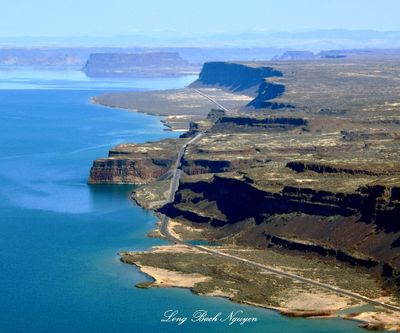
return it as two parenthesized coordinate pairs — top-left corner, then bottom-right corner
(90, 59), (400, 302)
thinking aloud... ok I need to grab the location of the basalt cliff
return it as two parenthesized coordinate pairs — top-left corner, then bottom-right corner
(89, 59), (400, 295)
(82, 52), (198, 77)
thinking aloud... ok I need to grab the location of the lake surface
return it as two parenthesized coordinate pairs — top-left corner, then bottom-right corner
(0, 69), (366, 332)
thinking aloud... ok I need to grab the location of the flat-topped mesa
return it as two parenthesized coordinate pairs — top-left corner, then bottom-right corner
(189, 61), (289, 109)
(88, 139), (185, 184)
(273, 51), (316, 61)
(83, 52), (194, 77)
(189, 62), (283, 92)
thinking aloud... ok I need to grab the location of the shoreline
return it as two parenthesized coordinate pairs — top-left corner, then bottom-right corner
(90, 96), (173, 130)
(88, 78), (400, 331)
(127, 254), (340, 318)
(120, 243), (400, 331)
(119, 218), (400, 331)
(91, 96), (193, 132)
(119, 246), (340, 315)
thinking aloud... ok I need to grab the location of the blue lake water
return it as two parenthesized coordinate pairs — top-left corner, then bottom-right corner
(0, 69), (366, 332)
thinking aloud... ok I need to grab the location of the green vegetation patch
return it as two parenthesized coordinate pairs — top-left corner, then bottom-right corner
(222, 248), (384, 299)
(123, 251), (296, 307)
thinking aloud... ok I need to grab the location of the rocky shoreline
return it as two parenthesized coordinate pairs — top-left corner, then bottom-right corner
(120, 220), (400, 331)
(89, 59), (400, 331)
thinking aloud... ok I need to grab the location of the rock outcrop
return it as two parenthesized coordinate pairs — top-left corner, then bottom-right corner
(159, 174), (400, 289)
(89, 59), (400, 295)
(190, 62), (282, 92)
(212, 116), (307, 132)
(286, 161), (399, 176)
(88, 139), (184, 184)
(189, 61), (288, 109)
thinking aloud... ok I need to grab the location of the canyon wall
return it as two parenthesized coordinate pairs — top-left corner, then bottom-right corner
(159, 174), (400, 288)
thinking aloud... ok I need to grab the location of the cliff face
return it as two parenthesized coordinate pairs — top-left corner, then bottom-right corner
(190, 62), (282, 92)
(181, 115), (308, 174)
(213, 116), (307, 132)
(286, 161), (399, 177)
(181, 157), (270, 175)
(83, 52), (195, 77)
(247, 80), (292, 109)
(88, 139), (184, 184)
(161, 175), (400, 232)
(189, 62), (288, 109)
(89, 158), (172, 184)
(159, 174), (400, 287)
(89, 59), (400, 293)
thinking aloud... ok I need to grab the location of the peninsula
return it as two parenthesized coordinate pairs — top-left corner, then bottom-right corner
(89, 57), (400, 331)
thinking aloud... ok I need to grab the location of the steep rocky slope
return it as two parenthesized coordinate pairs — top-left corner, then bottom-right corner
(90, 59), (400, 292)
(189, 61), (287, 109)
(88, 139), (184, 184)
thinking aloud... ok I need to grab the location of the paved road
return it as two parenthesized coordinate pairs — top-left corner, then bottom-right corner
(167, 133), (204, 202)
(157, 91), (400, 313)
(196, 245), (400, 312)
(192, 88), (231, 113)
(159, 132), (204, 240)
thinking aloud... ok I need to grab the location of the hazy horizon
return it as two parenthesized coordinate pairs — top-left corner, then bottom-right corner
(3, 29), (400, 51)
(2, 1), (400, 50)
(2, 0), (400, 37)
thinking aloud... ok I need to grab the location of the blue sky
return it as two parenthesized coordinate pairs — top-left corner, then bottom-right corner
(0, 0), (400, 37)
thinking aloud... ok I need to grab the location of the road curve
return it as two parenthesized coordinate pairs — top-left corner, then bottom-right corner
(158, 91), (400, 313)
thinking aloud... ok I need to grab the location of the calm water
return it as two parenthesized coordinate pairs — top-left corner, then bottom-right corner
(0, 69), (365, 332)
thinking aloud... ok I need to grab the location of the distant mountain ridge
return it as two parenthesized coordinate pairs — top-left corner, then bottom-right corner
(273, 48), (400, 61)
(3, 29), (400, 49)
(0, 47), (289, 68)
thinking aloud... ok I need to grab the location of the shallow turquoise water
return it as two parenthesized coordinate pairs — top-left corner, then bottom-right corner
(0, 70), (366, 332)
